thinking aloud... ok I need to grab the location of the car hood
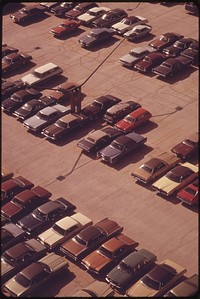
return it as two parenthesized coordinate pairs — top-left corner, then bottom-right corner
(78, 139), (95, 152)
(99, 145), (121, 158)
(50, 26), (66, 34)
(24, 116), (46, 130)
(120, 54), (138, 64)
(1, 260), (13, 276)
(153, 177), (178, 193)
(14, 107), (30, 118)
(153, 65), (171, 75)
(18, 214), (42, 231)
(38, 229), (62, 246)
(43, 124), (65, 137)
(172, 143), (192, 156)
(132, 168), (151, 181)
(62, 239), (86, 257)
(115, 119), (132, 132)
(3, 277), (28, 297)
(84, 252), (110, 271)
(108, 266), (132, 287)
(2, 202), (22, 218)
(177, 189), (194, 203)
(135, 60), (151, 69)
(126, 280), (156, 297)
(79, 35), (96, 45)
(21, 74), (39, 85)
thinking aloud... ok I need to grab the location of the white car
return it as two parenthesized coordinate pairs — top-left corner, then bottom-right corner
(21, 62), (63, 86)
(77, 6), (110, 25)
(111, 15), (148, 35)
(124, 24), (152, 41)
(37, 212), (93, 250)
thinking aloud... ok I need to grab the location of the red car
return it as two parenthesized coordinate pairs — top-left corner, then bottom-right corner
(50, 20), (81, 38)
(176, 179), (198, 205)
(134, 52), (167, 73)
(114, 107), (152, 133)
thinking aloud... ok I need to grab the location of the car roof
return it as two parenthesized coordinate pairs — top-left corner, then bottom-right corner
(5, 243), (31, 259)
(2, 223), (24, 237)
(34, 63), (59, 74)
(59, 114), (80, 123)
(106, 102), (131, 113)
(102, 236), (126, 252)
(21, 262), (44, 279)
(86, 130), (108, 142)
(37, 201), (61, 214)
(77, 226), (102, 242)
(147, 263), (177, 282)
(128, 107), (150, 117)
(144, 158), (165, 169)
(170, 165), (194, 176)
(39, 252), (68, 271)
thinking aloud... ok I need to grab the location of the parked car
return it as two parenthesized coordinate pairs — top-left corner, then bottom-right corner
(149, 32), (184, 51)
(60, 217), (123, 261)
(51, 2), (77, 17)
(1, 169), (14, 182)
(171, 133), (199, 160)
(2, 253), (69, 297)
(103, 100), (141, 124)
(124, 24), (152, 41)
(39, 2), (59, 11)
(1, 223), (27, 252)
(77, 6), (110, 25)
(81, 234), (139, 275)
(1, 186), (52, 222)
(106, 248), (157, 292)
(23, 104), (71, 133)
(152, 162), (198, 197)
(176, 178), (198, 206)
(2, 44), (19, 57)
(131, 152), (180, 184)
(125, 259), (187, 297)
(17, 198), (76, 235)
(77, 127), (123, 154)
(2, 52), (32, 75)
(50, 20), (81, 38)
(152, 56), (192, 78)
(134, 52), (167, 73)
(163, 38), (197, 57)
(185, 2), (199, 15)
(181, 41), (199, 64)
(1, 238), (47, 283)
(10, 4), (46, 23)
(1, 88), (42, 114)
(97, 132), (147, 164)
(72, 280), (115, 297)
(119, 46), (155, 68)
(65, 2), (98, 19)
(164, 274), (199, 297)
(78, 27), (115, 48)
(1, 176), (34, 205)
(114, 107), (152, 133)
(20, 62), (63, 87)
(37, 212), (93, 250)
(81, 95), (121, 119)
(13, 96), (56, 120)
(2, 80), (26, 101)
(111, 16), (148, 35)
(92, 8), (128, 28)
(42, 113), (90, 141)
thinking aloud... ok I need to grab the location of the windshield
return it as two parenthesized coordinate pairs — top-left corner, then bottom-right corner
(111, 141), (124, 151)
(98, 246), (113, 258)
(15, 273), (31, 287)
(32, 71), (41, 78)
(85, 136), (96, 144)
(75, 235), (87, 246)
(184, 187), (197, 195)
(52, 224), (65, 236)
(130, 51), (141, 57)
(23, 103), (32, 111)
(183, 139), (196, 147)
(141, 164), (153, 173)
(162, 62), (172, 69)
(3, 57), (12, 63)
(124, 115), (134, 123)
(102, 14), (111, 20)
(165, 171), (180, 183)
(142, 275), (160, 290)
(20, 9), (28, 15)
(89, 32), (98, 38)
(12, 197), (23, 207)
(11, 94), (21, 102)
(160, 35), (168, 42)
(36, 111), (48, 121)
(89, 11), (97, 16)
(92, 101), (102, 109)
(2, 251), (15, 266)
(33, 209), (47, 221)
(174, 41), (184, 49)
(120, 261), (132, 273)
(56, 119), (67, 128)
(144, 56), (151, 63)
(121, 18), (130, 24)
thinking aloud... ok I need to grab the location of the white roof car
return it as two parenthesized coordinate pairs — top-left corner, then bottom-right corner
(111, 16), (148, 35)
(119, 46), (155, 67)
(37, 212), (93, 250)
(124, 24), (152, 40)
(21, 63), (63, 86)
(77, 7), (110, 25)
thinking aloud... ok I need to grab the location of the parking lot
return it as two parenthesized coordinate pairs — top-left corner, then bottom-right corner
(2, 2), (199, 297)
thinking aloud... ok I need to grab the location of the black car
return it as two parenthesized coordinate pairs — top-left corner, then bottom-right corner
(17, 198), (76, 236)
(185, 2), (199, 15)
(77, 126), (123, 153)
(163, 38), (197, 57)
(1, 223), (27, 252)
(51, 2), (77, 17)
(78, 27), (115, 48)
(1, 238), (47, 283)
(181, 41), (199, 64)
(1, 89), (42, 114)
(81, 95), (121, 119)
(103, 100), (142, 124)
(13, 96), (56, 120)
(2, 80), (26, 101)
(10, 4), (46, 23)
(65, 2), (98, 19)
(92, 8), (128, 28)
(2, 44), (19, 57)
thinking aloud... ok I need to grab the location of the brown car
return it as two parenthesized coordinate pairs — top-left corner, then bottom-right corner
(60, 217), (123, 261)
(131, 152), (180, 184)
(81, 234), (139, 275)
(1, 169), (14, 182)
(1, 186), (52, 222)
(149, 32), (184, 51)
(2, 52), (32, 75)
(171, 133), (198, 161)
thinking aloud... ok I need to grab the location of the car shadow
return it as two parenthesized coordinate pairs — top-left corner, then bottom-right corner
(13, 13), (50, 27)
(35, 75), (69, 91)
(2, 3), (25, 14)
(134, 120), (158, 135)
(155, 193), (181, 205)
(134, 180), (157, 192)
(181, 202), (199, 213)
(83, 36), (121, 52)
(54, 28), (86, 40)
(2, 62), (37, 78)
(155, 65), (197, 84)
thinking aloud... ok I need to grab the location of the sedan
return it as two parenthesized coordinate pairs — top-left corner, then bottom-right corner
(81, 234), (139, 275)
(152, 162), (198, 197)
(1, 89), (42, 114)
(124, 24), (152, 41)
(114, 107), (152, 133)
(50, 20), (81, 38)
(163, 38), (197, 57)
(78, 27), (115, 49)
(181, 41), (199, 64)
(1, 238), (47, 283)
(2, 80), (26, 101)
(2, 253), (69, 297)
(131, 152), (180, 184)
(164, 274), (199, 297)
(176, 178), (198, 206)
(37, 212), (92, 250)
(119, 46), (155, 68)
(1, 223), (27, 252)
(106, 248), (157, 292)
(125, 259), (187, 297)
(1, 186), (52, 223)
(2, 44), (19, 57)
(134, 52), (167, 73)
(1, 176), (34, 205)
(60, 217), (123, 261)
(111, 16), (148, 35)
(97, 132), (147, 164)
(92, 8), (128, 28)
(17, 197), (76, 236)
(41, 113), (90, 141)
(148, 32), (184, 51)
(51, 2), (77, 17)
(171, 133), (198, 161)
(77, 127), (123, 154)
(72, 280), (115, 297)
(23, 104), (71, 133)
(2, 52), (32, 75)
(77, 6), (110, 25)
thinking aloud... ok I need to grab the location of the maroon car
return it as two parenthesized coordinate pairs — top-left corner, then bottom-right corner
(1, 176), (34, 205)
(134, 52), (167, 73)
(65, 2), (98, 19)
(1, 186), (52, 222)
(149, 32), (184, 51)
(171, 133), (198, 160)
(50, 20), (81, 38)
(2, 52), (33, 75)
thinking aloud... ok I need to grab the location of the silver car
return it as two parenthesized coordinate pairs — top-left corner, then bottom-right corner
(119, 46), (155, 68)
(124, 24), (152, 41)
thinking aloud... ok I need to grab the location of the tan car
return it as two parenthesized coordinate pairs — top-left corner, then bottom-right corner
(125, 259), (187, 297)
(72, 280), (115, 297)
(131, 152), (180, 184)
